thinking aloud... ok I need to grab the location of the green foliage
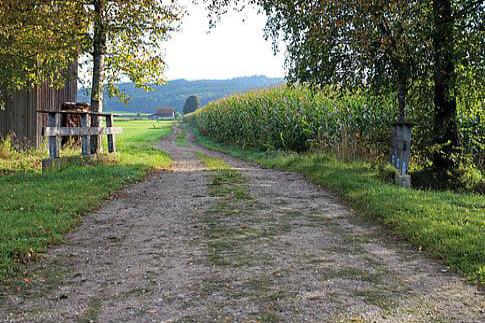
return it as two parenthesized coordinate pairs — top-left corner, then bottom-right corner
(83, 0), (183, 97)
(188, 86), (393, 155)
(191, 128), (485, 286)
(183, 95), (201, 115)
(413, 159), (484, 193)
(0, 120), (173, 280)
(0, 0), (182, 106)
(206, 0), (484, 178)
(0, 0), (86, 100)
(264, 1), (432, 97)
(186, 86), (483, 189)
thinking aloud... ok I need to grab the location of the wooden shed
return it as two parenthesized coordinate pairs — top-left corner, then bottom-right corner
(0, 63), (78, 147)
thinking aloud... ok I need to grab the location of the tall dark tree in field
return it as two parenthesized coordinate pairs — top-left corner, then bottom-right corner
(432, 0), (459, 172)
(183, 95), (201, 114)
(431, 0), (484, 173)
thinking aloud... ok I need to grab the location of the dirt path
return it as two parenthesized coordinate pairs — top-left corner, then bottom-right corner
(0, 126), (483, 322)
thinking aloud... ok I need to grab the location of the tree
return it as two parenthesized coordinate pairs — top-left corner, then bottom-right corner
(207, 0), (432, 119)
(1, 0), (182, 151)
(183, 95), (201, 114)
(72, 0), (182, 151)
(0, 0), (86, 107)
(430, 0), (484, 173)
(206, 0), (484, 176)
(270, 1), (434, 122)
(84, 1), (182, 112)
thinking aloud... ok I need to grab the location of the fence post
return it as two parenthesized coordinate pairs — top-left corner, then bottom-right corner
(90, 114), (100, 154)
(47, 112), (60, 158)
(80, 113), (91, 156)
(106, 114), (116, 153)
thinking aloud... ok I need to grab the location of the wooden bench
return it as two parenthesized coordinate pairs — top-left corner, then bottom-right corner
(38, 110), (123, 173)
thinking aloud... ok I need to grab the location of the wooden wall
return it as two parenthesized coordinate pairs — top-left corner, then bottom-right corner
(0, 63), (78, 147)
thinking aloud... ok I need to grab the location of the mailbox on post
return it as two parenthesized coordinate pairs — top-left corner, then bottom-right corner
(391, 121), (412, 187)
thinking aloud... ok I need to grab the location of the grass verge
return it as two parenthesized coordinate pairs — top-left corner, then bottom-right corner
(196, 152), (282, 321)
(191, 127), (485, 286)
(0, 120), (174, 280)
(175, 128), (188, 147)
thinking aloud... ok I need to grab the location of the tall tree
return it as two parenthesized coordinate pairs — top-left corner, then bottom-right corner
(0, 0), (86, 107)
(431, 0), (484, 173)
(66, 0), (182, 152)
(84, 0), (182, 113)
(208, 0), (432, 120)
(78, 0), (182, 151)
(272, 1), (431, 121)
(206, 0), (484, 176)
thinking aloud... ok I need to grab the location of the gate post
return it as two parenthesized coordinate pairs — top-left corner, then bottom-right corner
(90, 114), (101, 154)
(106, 114), (116, 153)
(47, 112), (60, 158)
(80, 112), (91, 156)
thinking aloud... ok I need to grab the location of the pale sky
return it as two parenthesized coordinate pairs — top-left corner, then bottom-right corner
(164, 1), (286, 80)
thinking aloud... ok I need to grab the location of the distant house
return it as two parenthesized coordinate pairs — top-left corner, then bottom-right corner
(148, 107), (176, 120)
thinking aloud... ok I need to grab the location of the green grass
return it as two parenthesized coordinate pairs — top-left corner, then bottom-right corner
(196, 152), (249, 199)
(175, 128), (189, 147)
(0, 120), (174, 280)
(196, 152), (231, 171)
(195, 153), (282, 320)
(191, 127), (485, 286)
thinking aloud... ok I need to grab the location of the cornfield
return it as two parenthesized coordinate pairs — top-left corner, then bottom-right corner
(186, 86), (484, 167)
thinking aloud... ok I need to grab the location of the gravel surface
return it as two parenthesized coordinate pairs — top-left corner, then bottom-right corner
(0, 126), (483, 322)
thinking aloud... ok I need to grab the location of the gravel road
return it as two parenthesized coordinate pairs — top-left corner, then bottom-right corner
(0, 126), (483, 322)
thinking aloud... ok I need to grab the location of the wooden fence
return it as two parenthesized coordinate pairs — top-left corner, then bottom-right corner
(38, 110), (123, 173)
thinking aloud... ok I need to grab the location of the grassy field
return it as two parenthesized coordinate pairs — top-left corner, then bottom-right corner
(0, 120), (174, 280)
(191, 127), (485, 286)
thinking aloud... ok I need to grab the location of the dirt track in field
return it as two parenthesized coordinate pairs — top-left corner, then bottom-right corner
(0, 126), (483, 322)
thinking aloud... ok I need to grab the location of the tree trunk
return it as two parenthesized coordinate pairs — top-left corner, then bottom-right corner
(397, 76), (407, 123)
(432, 0), (461, 172)
(90, 0), (106, 153)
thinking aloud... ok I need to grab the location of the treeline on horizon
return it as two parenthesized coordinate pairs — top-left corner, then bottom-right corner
(77, 76), (284, 113)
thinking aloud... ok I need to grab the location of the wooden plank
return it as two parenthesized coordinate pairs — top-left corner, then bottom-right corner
(47, 112), (60, 158)
(106, 114), (116, 153)
(38, 110), (120, 117)
(90, 114), (100, 154)
(80, 113), (91, 156)
(43, 127), (123, 137)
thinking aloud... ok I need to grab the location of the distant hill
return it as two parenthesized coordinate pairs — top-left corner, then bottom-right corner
(78, 75), (285, 113)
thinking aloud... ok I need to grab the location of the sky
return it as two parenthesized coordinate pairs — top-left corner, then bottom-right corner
(163, 1), (286, 81)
